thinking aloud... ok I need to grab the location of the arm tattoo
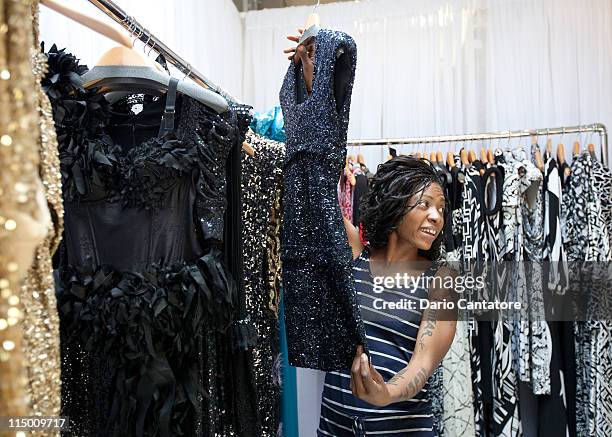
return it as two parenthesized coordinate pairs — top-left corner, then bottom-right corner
(402, 367), (428, 399)
(387, 367), (408, 386)
(419, 307), (438, 352)
(387, 367), (430, 401)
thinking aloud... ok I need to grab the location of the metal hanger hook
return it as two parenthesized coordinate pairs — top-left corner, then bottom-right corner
(126, 16), (135, 39)
(561, 127), (565, 144)
(142, 31), (152, 53)
(132, 25), (144, 48)
(147, 40), (157, 56)
(182, 64), (193, 81)
(314, 0), (321, 13)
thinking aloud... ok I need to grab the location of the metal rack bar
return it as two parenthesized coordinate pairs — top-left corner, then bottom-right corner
(348, 123), (609, 166)
(87, 0), (242, 104)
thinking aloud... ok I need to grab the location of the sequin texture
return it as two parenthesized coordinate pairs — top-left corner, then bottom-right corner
(279, 29), (367, 370)
(242, 130), (285, 435)
(0, 0), (60, 425)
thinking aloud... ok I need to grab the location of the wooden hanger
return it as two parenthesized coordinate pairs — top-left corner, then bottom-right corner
(357, 153), (366, 167)
(480, 147), (488, 164)
(588, 143), (597, 159)
(460, 149), (470, 166)
(572, 141), (581, 156)
(546, 138), (553, 155)
(429, 152), (437, 164)
(530, 135), (543, 171)
(41, 0), (131, 47)
(557, 142), (566, 164)
(447, 152), (455, 168)
(487, 148), (494, 164)
(468, 149), (477, 163)
(298, 0), (321, 45)
(44, 0), (228, 112)
(242, 140), (255, 157)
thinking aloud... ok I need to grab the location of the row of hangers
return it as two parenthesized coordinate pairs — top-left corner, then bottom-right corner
(376, 135), (598, 177)
(40, 0), (259, 156)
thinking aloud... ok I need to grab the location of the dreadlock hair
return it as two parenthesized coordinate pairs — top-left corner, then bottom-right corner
(359, 155), (450, 261)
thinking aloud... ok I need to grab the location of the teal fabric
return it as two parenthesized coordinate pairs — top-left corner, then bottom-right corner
(280, 293), (299, 437)
(250, 106), (286, 142)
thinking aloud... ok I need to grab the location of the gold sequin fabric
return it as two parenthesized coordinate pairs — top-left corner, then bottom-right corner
(242, 131), (285, 436)
(20, 0), (63, 424)
(266, 187), (282, 316)
(0, 0), (51, 424)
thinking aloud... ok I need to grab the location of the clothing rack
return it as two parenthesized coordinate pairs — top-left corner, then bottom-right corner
(87, 0), (242, 105)
(347, 123), (609, 167)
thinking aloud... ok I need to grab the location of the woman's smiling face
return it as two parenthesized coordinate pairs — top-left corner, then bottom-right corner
(394, 182), (446, 251)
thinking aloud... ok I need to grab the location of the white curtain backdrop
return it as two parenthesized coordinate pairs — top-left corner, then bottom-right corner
(244, 0), (612, 168)
(39, 0), (244, 99)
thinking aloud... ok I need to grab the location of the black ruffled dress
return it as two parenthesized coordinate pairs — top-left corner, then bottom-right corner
(44, 45), (252, 436)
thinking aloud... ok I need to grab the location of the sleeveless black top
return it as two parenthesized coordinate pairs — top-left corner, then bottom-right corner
(279, 29), (368, 370)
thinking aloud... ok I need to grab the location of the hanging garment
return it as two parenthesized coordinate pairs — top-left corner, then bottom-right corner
(45, 46), (251, 436)
(563, 152), (612, 437)
(242, 131), (285, 436)
(338, 166), (355, 222)
(352, 171), (369, 225)
(540, 152), (573, 437)
(542, 152), (569, 297)
(0, 0), (62, 420)
(279, 29), (368, 370)
(318, 248), (441, 436)
(459, 158), (489, 437)
(514, 146), (552, 396)
(489, 150), (524, 437)
(250, 106), (285, 143)
(441, 156), (477, 437)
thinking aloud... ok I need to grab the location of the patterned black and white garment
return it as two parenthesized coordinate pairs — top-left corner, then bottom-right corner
(541, 151), (573, 437)
(459, 156), (488, 437)
(516, 146), (552, 396)
(564, 152), (612, 437)
(542, 152), (569, 295)
(491, 150), (523, 437)
(442, 155), (476, 437)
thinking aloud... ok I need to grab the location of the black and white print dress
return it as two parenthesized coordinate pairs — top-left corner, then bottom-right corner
(442, 155), (476, 437)
(564, 152), (612, 437)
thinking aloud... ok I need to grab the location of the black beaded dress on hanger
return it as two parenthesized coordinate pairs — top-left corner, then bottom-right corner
(279, 29), (368, 371)
(44, 45), (252, 437)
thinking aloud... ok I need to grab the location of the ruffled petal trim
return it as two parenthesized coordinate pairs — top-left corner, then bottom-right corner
(56, 251), (236, 436)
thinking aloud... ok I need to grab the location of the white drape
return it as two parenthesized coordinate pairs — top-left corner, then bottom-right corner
(39, 0), (243, 99)
(244, 0), (612, 167)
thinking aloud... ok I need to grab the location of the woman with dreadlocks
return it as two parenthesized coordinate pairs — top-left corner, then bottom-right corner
(285, 31), (457, 436)
(317, 156), (458, 436)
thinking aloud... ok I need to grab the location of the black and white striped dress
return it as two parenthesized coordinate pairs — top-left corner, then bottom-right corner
(318, 248), (439, 436)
